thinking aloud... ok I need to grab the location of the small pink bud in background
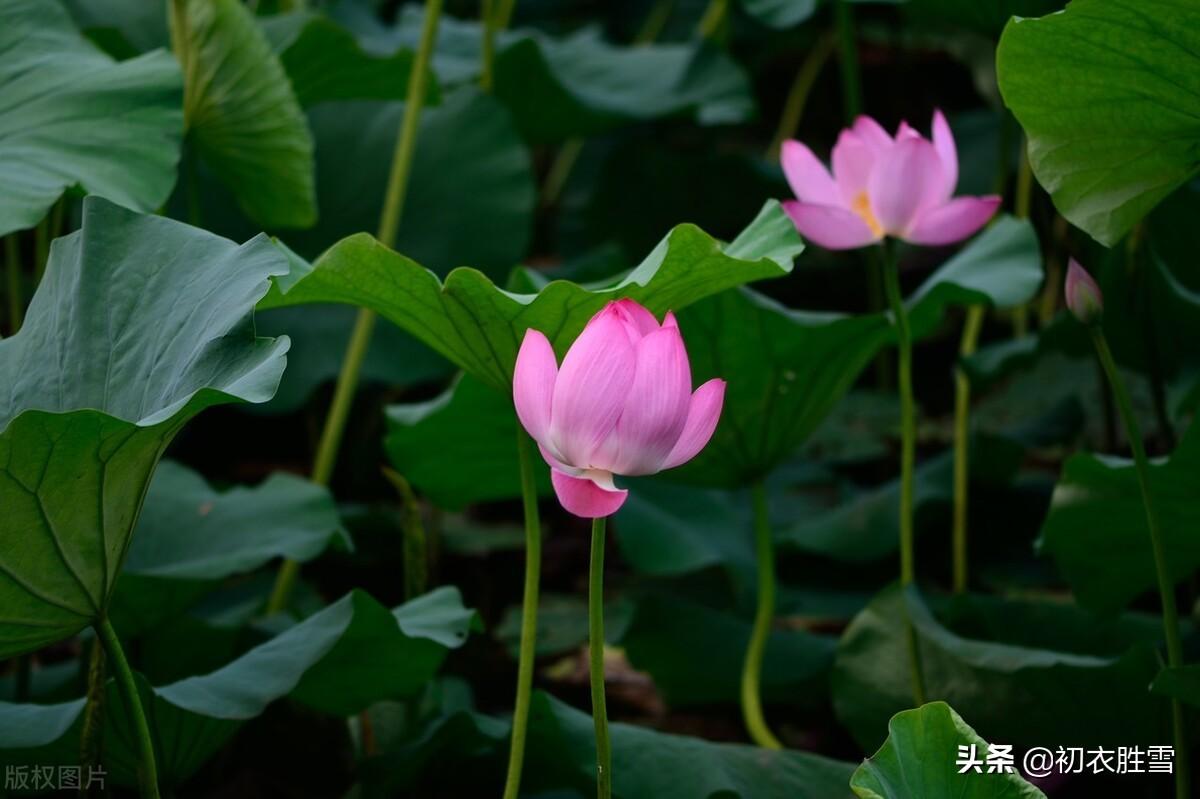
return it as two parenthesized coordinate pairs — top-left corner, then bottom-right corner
(779, 110), (1001, 250)
(512, 299), (725, 519)
(1065, 258), (1103, 325)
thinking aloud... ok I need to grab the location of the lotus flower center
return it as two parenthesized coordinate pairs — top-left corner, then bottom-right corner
(851, 191), (883, 237)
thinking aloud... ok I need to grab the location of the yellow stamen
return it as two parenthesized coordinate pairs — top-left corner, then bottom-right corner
(851, 191), (883, 237)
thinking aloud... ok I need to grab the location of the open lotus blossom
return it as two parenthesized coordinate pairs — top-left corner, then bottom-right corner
(1065, 257), (1103, 325)
(781, 111), (1001, 250)
(513, 299), (725, 518)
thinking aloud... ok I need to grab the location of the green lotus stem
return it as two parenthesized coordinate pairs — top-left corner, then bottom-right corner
(5, 234), (21, 335)
(266, 0), (443, 615)
(79, 638), (106, 774)
(541, 138), (584, 208)
(696, 0), (728, 38)
(635, 0), (674, 43)
(480, 0), (498, 92)
(97, 619), (160, 799)
(766, 33), (836, 161)
(952, 305), (984, 594)
(384, 468), (429, 599)
(501, 429), (543, 799)
(494, 0), (517, 29)
(1010, 141), (1034, 338)
(833, 0), (861, 123)
(589, 514), (613, 799)
(1091, 328), (1189, 799)
(878, 241), (927, 707)
(741, 481), (783, 749)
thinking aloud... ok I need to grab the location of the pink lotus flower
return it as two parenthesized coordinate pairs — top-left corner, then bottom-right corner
(1065, 257), (1103, 325)
(513, 299), (726, 518)
(781, 111), (1001, 250)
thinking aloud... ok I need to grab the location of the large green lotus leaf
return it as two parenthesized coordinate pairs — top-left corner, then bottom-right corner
(374, 8), (753, 143)
(105, 460), (349, 635)
(385, 374), (551, 510)
(851, 702), (1046, 799)
(832, 585), (1168, 753)
(524, 691), (856, 799)
(261, 200), (802, 393)
(905, 215), (1044, 339)
(996, 0), (1200, 246)
(779, 434), (1024, 562)
(0, 198), (289, 659)
(0, 0), (183, 236)
(64, 0), (169, 55)
(1038, 423), (1200, 614)
(261, 12), (437, 108)
(619, 592), (834, 709)
(614, 479), (756, 602)
(671, 287), (891, 487)
(125, 460), (349, 580)
(495, 593), (634, 659)
(170, 0), (316, 228)
(0, 588), (475, 786)
(284, 88), (535, 274)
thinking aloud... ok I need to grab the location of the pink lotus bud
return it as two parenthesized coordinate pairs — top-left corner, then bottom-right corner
(1065, 258), (1103, 325)
(512, 299), (725, 518)
(779, 110), (1001, 250)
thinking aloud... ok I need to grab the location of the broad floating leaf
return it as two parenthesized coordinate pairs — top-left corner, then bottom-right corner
(620, 592), (834, 709)
(170, 0), (316, 228)
(906, 215), (1044, 338)
(525, 691), (857, 799)
(286, 87), (535, 273)
(0, 198), (289, 658)
(1039, 423), (1200, 614)
(380, 9), (754, 142)
(1151, 665), (1200, 710)
(672, 287), (889, 487)
(125, 461), (349, 581)
(262, 200), (802, 393)
(0, 0), (182, 236)
(385, 374), (551, 510)
(832, 585), (1167, 753)
(263, 12), (437, 108)
(0, 588), (475, 785)
(851, 702), (1046, 799)
(997, 0), (1200, 245)
(780, 435), (1025, 562)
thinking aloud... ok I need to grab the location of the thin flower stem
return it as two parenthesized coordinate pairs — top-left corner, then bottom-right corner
(5, 234), (22, 335)
(589, 515), (612, 799)
(696, 0), (729, 38)
(1011, 140), (1034, 338)
(833, 0), (862, 123)
(79, 638), (106, 775)
(952, 305), (985, 594)
(494, 0), (517, 29)
(480, 0), (498, 92)
(1091, 329), (1189, 799)
(501, 430), (544, 799)
(879, 241), (927, 707)
(266, 0), (443, 615)
(766, 33), (837, 161)
(96, 619), (160, 799)
(741, 481), (783, 749)
(384, 468), (429, 599)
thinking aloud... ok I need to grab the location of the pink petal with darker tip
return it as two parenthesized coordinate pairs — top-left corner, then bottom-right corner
(550, 469), (629, 518)
(905, 196), (1001, 246)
